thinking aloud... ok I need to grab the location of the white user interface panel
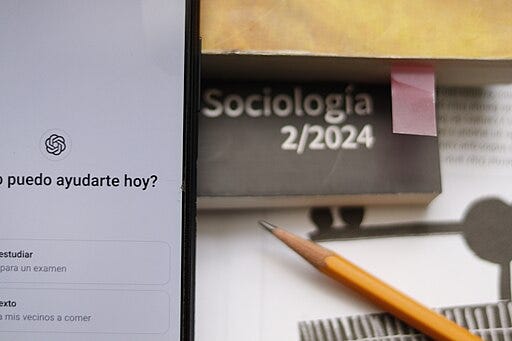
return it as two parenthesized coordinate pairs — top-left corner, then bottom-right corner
(0, 1), (188, 340)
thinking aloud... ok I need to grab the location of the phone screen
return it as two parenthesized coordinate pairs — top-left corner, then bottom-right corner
(0, 1), (197, 340)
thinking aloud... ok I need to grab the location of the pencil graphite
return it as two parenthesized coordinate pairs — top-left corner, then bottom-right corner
(259, 220), (483, 341)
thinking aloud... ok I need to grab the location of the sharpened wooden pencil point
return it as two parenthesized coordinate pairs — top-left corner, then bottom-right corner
(260, 221), (483, 341)
(258, 220), (277, 233)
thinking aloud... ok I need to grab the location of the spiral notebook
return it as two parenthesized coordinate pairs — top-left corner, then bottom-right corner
(300, 301), (512, 341)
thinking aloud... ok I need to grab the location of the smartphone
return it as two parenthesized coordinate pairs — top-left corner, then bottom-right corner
(0, 1), (199, 340)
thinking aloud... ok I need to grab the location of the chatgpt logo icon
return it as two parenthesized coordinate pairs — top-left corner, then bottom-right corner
(45, 134), (66, 155)
(40, 129), (71, 161)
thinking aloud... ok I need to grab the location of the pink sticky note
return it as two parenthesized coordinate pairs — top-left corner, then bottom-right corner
(391, 65), (436, 136)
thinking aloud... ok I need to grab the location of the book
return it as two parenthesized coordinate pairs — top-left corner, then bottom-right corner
(197, 82), (441, 209)
(195, 85), (512, 340)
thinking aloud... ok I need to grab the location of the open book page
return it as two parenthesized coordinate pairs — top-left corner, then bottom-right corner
(196, 85), (512, 340)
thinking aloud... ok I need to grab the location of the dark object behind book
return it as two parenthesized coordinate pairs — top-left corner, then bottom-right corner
(197, 82), (441, 209)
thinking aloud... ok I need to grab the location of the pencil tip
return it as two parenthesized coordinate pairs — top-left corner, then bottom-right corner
(258, 220), (277, 233)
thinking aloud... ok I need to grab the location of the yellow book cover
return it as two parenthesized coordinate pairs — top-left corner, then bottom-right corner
(201, 0), (512, 59)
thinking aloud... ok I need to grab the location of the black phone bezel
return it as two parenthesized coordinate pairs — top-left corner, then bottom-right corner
(181, 0), (200, 340)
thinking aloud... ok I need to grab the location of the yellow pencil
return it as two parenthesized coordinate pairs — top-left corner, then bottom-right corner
(259, 220), (483, 341)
